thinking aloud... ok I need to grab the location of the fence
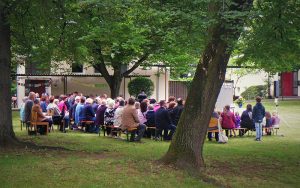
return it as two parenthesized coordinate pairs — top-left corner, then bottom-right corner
(169, 81), (189, 99)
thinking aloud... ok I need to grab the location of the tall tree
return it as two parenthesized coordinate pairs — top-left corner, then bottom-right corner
(65, 0), (203, 98)
(0, 0), (68, 147)
(0, 0), (17, 147)
(162, 0), (253, 172)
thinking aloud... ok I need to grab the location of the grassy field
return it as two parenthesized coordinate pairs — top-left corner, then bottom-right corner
(1, 100), (300, 188)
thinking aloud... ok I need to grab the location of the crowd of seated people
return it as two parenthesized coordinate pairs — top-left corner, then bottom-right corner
(19, 91), (186, 141)
(208, 100), (280, 141)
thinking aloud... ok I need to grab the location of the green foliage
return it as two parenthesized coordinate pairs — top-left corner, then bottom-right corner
(234, 97), (245, 105)
(11, 81), (17, 95)
(234, 0), (300, 72)
(128, 77), (154, 97)
(241, 85), (268, 100)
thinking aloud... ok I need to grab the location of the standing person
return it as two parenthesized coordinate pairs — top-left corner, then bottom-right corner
(155, 100), (176, 140)
(121, 98), (146, 142)
(137, 90), (147, 103)
(252, 96), (265, 141)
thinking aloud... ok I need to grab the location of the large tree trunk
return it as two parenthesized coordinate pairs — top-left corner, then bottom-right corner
(0, 5), (19, 148)
(162, 0), (253, 172)
(108, 73), (122, 99)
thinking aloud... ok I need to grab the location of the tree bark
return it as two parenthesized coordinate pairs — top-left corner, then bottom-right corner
(0, 5), (19, 148)
(161, 0), (253, 172)
(92, 41), (149, 98)
(108, 69), (123, 99)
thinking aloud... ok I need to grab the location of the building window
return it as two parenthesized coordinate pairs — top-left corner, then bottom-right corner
(72, 63), (83, 73)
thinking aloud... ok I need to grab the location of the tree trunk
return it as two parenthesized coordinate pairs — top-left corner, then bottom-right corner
(108, 74), (122, 99)
(0, 6), (19, 148)
(161, 34), (230, 171)
(161, 0), (253, 172)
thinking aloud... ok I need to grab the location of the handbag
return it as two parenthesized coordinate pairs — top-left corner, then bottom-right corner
(218, 119), (228, 143)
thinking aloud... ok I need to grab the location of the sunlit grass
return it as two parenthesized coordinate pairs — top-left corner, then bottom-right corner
(1, 100), (299, 187)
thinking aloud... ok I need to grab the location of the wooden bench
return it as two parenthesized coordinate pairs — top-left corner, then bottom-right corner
(146, 126), (159, 139)
(29, 112), (49, 135)
(101, 125), (122, 137)
(264, 127), (280, 135)
(207, 118), (222, 133)
(233, 127), (247, 136)
(80, 120), (94, 132)
(126, 127), (138, 141)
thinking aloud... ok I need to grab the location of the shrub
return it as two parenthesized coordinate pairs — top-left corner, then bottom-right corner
(128, 77), (154, 97)
(241, 85), (267, 100)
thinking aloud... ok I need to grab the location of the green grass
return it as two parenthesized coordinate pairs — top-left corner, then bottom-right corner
(1, 100), (300, 187)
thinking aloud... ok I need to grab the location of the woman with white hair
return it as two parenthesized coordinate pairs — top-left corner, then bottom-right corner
(83, 98), (96, 121)
(95, 99), (107, 131)
(104, 98), (116, 136)
(46, 97), (61, 116)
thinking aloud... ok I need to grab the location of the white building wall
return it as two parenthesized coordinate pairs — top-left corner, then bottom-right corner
(16, 63), (26, 107)
(18, 61), (169, 101)
(226, 68), (276, 97)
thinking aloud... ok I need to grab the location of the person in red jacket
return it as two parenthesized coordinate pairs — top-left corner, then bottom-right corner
(221, 105), (236, 137)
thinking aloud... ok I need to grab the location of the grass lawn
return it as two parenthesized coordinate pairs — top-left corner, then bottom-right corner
(1, 100), (300, 188)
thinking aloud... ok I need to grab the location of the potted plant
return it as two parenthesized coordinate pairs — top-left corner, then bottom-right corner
(235, 97), (245, 108)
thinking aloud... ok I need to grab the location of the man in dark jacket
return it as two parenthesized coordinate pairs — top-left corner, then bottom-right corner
(155, 100), (176, 140)
(252, 96), (265, 141)
(172, 98), (184, 126)
(137, 90), (147, 103)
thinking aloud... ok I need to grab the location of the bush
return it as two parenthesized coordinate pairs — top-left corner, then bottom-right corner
(241, 85), (267, 100)
(11, 81), (17, 95)
(128, 77), (154, 98)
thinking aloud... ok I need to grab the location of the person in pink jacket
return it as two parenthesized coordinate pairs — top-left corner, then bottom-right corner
(221, 105), (236, 137)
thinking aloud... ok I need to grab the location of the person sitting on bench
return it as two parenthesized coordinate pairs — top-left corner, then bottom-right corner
(155, 100), (176, 141)
(121, 98), (146, 142)
(31, 99), (53, 134)
(240, 104), (254, 136)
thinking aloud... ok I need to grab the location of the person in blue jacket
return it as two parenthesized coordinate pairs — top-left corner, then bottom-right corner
(252, 96), (265, 141)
